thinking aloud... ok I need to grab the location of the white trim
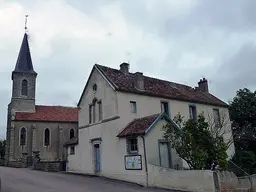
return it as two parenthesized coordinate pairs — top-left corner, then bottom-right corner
(19, 127), (27, 146)
(20, 78), (29, 97)
(43, 128), (51, 147)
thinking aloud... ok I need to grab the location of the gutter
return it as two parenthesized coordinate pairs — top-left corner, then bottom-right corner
(141, 136), (148, 187)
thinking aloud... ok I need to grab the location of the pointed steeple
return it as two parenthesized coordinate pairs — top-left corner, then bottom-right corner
(13, 33), (36, 73)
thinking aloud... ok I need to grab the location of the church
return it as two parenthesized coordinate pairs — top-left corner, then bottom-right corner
(5, 32), (78, 166)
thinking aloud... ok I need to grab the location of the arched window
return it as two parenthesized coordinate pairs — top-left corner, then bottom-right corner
(20, 127), (26, 146)
(21, 79), (28, 96)
(44, 128), (50, 146)
(70, 129), (75, 140)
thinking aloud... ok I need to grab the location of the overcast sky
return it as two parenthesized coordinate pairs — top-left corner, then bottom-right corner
(0, 0), (256, 139)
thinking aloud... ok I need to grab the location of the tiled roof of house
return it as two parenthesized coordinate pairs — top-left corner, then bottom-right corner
(63, 137), (78, 147)
(117, 114), (160, 137)
(15, 105), (78, 122)
(96, 64), (228, 107)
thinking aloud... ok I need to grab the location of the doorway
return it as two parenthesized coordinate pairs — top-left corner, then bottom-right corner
(159, 142), (171, 168)
(94, 144), (101, 174)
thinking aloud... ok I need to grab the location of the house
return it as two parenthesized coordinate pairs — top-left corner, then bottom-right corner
(65, 62), (234, 186)
(5, 32), (78, 167)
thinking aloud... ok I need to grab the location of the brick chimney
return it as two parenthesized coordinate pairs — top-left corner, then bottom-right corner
(198, 78), (209, 93)
(120, 62), (129, 74)
(134, 72), (144, 90)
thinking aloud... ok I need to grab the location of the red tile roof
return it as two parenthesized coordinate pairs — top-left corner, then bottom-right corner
(96, 64), (228, 107)
(15, 105), (78, 122)
(117, 114), (160, 137)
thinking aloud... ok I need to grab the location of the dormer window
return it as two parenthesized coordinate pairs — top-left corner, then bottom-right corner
(21, 79), (28, 96)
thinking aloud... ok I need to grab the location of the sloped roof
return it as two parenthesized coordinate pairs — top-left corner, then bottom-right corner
(63, 137), (78, 147)
(95, 64), (228, 107)
(117, 114), (161, 137)
(13, 33), (36, 73)
(15, 105), (78, 122)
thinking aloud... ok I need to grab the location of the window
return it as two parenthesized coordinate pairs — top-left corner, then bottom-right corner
(89, 105), (92, 124)
(70, 129), (75, 140)
(70, 146), (75, 155)
(130, 101), (137, 113)
(189, 105), (197, 121)
(213, 109), (221, 127)
(127, 138), (138, 154)
(89, 98), (103, 124)
(93, 84), (97, 92)
(98, 101), (102, 121)
(44, 128), (50, 146)
(161, 101), (169, 116)
(92, 99), (97, 123)
(20, 127), (26, 146)
(21, 79), (28, 96)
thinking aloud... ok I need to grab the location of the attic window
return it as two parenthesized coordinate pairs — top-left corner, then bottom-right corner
(93, 84), (97, 92)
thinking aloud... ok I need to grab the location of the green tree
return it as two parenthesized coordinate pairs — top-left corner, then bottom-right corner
(229, 88), (256, 152)
(229, 88), (256, 175)
(163, 113), (228, 170)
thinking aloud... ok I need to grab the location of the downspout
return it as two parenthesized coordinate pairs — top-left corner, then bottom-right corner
(141, 136), (148, 187)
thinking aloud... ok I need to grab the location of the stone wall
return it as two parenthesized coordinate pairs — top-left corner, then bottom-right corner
(33, 161), (65, 172)
(216, 171), (256, 192)
(7, 160), (23, 168)
(0, 159), (4, 166)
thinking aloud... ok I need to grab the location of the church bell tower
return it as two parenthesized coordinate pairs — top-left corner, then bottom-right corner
(10, 32), (37, 112)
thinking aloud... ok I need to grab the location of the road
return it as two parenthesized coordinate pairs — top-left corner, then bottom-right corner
(0, 167), (171, 192)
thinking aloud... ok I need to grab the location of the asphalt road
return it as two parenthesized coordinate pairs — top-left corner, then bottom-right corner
(0, 167), (171, 192)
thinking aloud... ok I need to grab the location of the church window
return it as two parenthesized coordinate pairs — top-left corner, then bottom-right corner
(70, 129), (75, 140)
(21, 79), (28, 96)
(44, 128), (50, 146)
(20, 127), (26, 146)
(89, 98), (103, 124)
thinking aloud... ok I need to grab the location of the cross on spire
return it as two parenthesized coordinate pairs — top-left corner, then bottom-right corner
(25, 15), (28, 33)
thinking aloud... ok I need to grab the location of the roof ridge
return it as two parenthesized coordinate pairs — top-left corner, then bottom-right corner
(96, 64), (228, 107)
(36, 105), (77, 108)
(97, 64), (194, 89)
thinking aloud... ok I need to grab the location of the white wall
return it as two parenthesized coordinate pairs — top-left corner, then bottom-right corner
(145, 119), (181, 168)
(78, 67), (118, 128)
(148, 164), (215, 192)
(117, 92), (235, 160)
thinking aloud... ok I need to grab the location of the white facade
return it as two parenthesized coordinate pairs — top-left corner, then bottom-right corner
(66, 64), (235, 186)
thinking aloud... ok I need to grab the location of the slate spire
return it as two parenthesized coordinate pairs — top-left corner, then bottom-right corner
(13, 33), (36, 73)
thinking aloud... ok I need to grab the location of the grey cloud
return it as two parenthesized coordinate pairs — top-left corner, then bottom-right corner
(211, 42), (256, 101)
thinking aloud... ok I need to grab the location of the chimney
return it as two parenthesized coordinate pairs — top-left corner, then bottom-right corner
(134, 72), (144, 90)
(198, 77), (209, 93)
(120, 62), (129, 74)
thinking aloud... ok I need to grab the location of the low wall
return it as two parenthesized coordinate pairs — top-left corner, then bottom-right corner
(0, 159), (4, 166)
(7, 160), (23, 168)
(33, 161), (66, 172)
(148, 164), (215, 192)
(217, 171), (256, 192)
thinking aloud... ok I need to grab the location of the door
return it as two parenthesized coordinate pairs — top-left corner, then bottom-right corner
(159, 142), (170, 168)
(94, 144), (101, 174)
